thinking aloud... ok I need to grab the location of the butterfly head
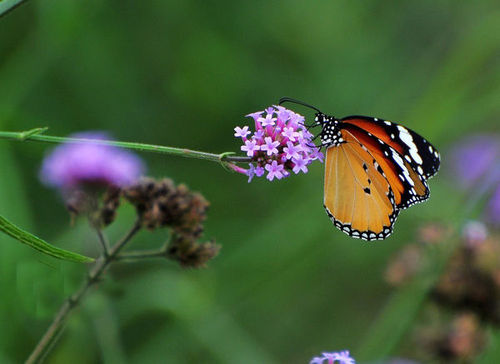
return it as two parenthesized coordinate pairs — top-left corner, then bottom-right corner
(318, 114), (343, 147)
(278, 97), (343, 147)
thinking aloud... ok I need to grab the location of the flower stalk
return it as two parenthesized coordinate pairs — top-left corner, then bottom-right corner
(26, 221), (141, 364)
(0, 128), (251, 169)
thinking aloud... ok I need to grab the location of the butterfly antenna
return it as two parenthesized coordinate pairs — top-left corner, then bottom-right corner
(306, 142), (322, 150)
(279, 97), (322, 113)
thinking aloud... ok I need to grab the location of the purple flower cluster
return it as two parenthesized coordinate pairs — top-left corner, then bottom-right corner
(40, 132), (145, 191)
(450, 134), (500, 224)
(234, 106), (323, 182)
(310, 350), (355, 364)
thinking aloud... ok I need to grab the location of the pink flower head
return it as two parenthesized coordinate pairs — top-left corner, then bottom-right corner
(40, 132), (144, 191)
(233, 105), (323, 182)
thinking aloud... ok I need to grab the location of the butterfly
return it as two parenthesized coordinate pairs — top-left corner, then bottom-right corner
(280, 97), (440, 241)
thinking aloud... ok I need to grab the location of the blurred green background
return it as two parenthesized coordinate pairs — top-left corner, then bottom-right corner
(0, 1), (499, 363)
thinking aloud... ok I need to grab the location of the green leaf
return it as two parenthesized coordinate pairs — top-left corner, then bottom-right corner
(0, 215), (94, 263)
(0, 0), (27, 18)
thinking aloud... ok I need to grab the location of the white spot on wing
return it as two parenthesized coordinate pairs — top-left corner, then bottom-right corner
(391, 150), (414, 186)
(397, 125), (423, 165)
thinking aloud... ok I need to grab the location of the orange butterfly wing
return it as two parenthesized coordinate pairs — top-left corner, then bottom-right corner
(341, 123), (429, 209)
(323, 130), (399, 240)
(341, 116), (440, 180)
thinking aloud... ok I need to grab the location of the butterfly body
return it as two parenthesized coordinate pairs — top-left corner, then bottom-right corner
(316, 112), (440, 241)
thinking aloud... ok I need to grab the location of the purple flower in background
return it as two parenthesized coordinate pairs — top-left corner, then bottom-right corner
(450, 135), (500, 188)
(233, 105), (324, 182)
(40, 132), (145, 191)
(489, 185), (500, 224)
(450, 134), (500, 225)
(310, 350), (356, 364)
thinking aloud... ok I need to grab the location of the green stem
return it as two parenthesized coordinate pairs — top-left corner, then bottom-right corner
(95, 229), (110, 257)
(26, 221), (141, 364)
(116, 248), (167, 261)
(0, 128), (251, 167)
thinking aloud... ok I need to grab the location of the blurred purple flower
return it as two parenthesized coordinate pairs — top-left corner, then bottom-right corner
(40, 132), (145, 190)
(450, 134), (500, 225)
(450, 134), (500, 188)
(310, 350), (355, 364)
(488, 185), (500, 224)
(235, 106), (323, 182)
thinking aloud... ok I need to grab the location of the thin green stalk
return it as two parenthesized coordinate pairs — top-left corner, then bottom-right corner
(95, 229), (110, 257)
(0, 128), (251, 167)
(116, 248), (167, 261)
(26, 221), (142, 364)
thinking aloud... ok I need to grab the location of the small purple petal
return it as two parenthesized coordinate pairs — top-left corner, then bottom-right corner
(234, 126), (251, 138)
(241, 139), (260, 157)
(335, 350), (355, 364)
(284, 141), (301, 160)
(310, 350), (356, 364)
(292, 156), (309, 174)
(254, 129), (265, 140)
(255, 166), (265, 177)
(261, 137), (280, 156)
(282, 126), (300, 142)
(247, 164), (256, 183)
(310, 148), (325, 163)
(258, 114), (277, 127)
(246, 111), (263, 121)
(309, 358), (324, 364)
(265, 161), (284, 181)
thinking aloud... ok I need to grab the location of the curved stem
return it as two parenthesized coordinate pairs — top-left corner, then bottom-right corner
(0, 128), (252, 166)
(95, 229), (110, 257)
(116, 248), (167, 261)
(26, 222), (141, 364)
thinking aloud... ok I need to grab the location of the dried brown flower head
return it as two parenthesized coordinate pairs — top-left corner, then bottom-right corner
(417, 312), (486, 363)
(385, 244), (425, 287)
(167, 233), (220, 268)
(123, 177), (209, 235)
